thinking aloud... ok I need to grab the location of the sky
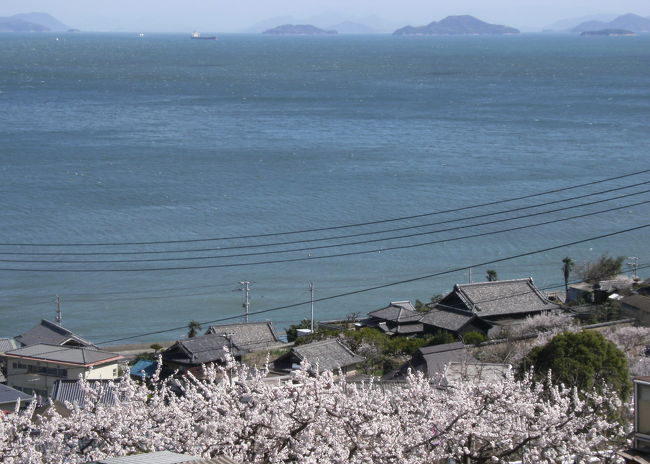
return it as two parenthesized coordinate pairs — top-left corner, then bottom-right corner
(1, 0), (649, 32)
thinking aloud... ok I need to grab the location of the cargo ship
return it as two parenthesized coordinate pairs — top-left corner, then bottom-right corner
(191, 32), (217, 40)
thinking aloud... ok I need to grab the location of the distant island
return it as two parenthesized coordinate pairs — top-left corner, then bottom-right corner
(263, 24), (337, 35)
(0, 12), (70, 32)
(571, 13), (650, 33)
(581, 29), (636, 36)
(393, 15), (519, 35)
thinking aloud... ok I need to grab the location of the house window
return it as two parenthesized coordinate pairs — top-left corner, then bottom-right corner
(26, 365), (68, 377)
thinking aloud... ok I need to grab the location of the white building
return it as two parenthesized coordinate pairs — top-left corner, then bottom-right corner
(3, 344), (124, 397)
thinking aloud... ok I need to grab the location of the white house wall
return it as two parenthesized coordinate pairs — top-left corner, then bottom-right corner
(6, 360), (120, 397)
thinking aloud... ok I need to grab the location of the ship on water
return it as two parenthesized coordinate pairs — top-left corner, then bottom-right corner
(191, 32), (217, 40)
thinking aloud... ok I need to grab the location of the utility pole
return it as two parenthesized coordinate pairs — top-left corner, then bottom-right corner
(468, 267), (472, 283)
(221, 332), (235, 387)
(628, 256), (640, 279)
(309, 282), (315, 333)
(239, 281), (251, 322)
(55, 295), (62, 324)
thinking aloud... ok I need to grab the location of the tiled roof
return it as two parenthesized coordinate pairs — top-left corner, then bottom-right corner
(290, 339), (364, 372)
(0, 337), (19, 353)
(622, 294), (650, 312)
(417, 342), (477, 378)
(393, 323), (424, 334)
(367, 301), (421, 323)
(4, 344), (123, 367)
(163, 334), (245, 365)
(0, 383), (32, 406)
(419, 307), (475, 332)
(52, 379), (119, 407)
(95, 451), (202, 464)
(206, 321), (283, 351)
(445, 278), (558, 317)
(15, 319), (94, 348)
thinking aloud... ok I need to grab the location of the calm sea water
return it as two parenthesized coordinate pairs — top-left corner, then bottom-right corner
(0, 33), (649, 344)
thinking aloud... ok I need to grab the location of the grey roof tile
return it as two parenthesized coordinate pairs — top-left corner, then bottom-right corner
(4, 344), (123, 366)
(288, 339), (364, 372)
(417, 342), (477, 378)
(622, 294), (650, 312)
(0, 337), (19, 354)
(0, 383), (32, 406)
(163, 334), (245, 365)
(367, 301), (421, 323)
(52, 379), (119, 407)
(443, 278), (559, 317)
(95, 451), (202, 464)
(206, 321), (283, 351)
(15, 320), (94, 348)
(419, 308), (474, 331)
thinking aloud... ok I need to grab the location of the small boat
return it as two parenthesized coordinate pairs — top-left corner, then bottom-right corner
(191, 32), (217, 40)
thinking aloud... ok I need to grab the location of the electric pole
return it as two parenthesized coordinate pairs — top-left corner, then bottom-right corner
(309, 282), (315, 333)
(468, 267), (472, 283)
(221, 332), (235, 387)
(239, 281), (251, 322)
(55, 295), (62, 324)
(628, 257), (640, 279)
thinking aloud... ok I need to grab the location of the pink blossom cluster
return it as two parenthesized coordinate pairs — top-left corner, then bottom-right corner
(0, 356), (625, 464)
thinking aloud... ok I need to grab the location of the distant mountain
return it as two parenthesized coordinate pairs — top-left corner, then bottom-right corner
(327, 21), (375, 34)
(543, 14), (616, 32)
(11, 12), (69, 32)
(393, 15), (519, 35)
(571, 13), (650, 33)
(581, 29), (636, 36)
(245, 16), (294, 33)
(262, 24), (337, 35)
(0, 17), (49, 32)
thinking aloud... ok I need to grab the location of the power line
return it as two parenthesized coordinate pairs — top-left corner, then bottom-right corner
(0, 196), (650, 272)
(3, 179), (648, 257)
(94, 224), (650, 345)
(2, 169), (649, 248)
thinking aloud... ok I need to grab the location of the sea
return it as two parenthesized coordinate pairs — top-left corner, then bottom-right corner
(0, 32), (649, 345)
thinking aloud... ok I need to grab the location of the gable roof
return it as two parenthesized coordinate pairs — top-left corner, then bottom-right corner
(0, 383), (32, 407)
(287, 339), (364, 372)
(417, 342), (477, 378)
(52, 379), (119, 407)
(4, 344), (123, 367)
(367, 300), (421, 323)
(205, 321), (283, 351)
(622, 294), (650, 312)
(163, 334), (245, 366)
(442, 278), (559, 317)
(418, 307), (477, 332)
(15, 319), (94, 348)
(0, 337), (19, 354)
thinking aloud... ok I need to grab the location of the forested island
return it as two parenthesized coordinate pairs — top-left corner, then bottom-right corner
(394, 15), (519, 35)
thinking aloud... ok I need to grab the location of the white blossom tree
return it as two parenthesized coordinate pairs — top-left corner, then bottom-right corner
(0, 354), (627, 464)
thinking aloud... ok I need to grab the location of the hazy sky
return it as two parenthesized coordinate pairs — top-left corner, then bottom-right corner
(1, 0), (649, 32)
